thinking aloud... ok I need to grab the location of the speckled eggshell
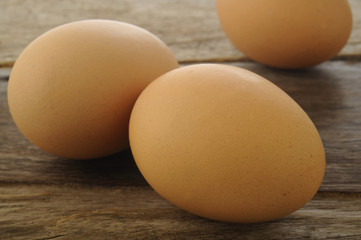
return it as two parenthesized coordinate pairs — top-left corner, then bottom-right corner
(129, 64), (325, 223)
(217, 0), (353, 69)
(8, 19), (178, 159)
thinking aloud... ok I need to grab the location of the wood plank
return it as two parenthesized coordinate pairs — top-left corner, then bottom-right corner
(1, 184), (361, 239)
(1, 60), (360, 192)
(1, 0), (361, 66)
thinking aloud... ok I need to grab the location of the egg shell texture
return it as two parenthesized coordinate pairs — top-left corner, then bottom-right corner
(129, 64), (325, 223)
(217, 0), (353, 69)
(8, 19), (178, 159)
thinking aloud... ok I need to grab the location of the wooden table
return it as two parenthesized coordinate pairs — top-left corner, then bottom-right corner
(1, 1), (361, 239)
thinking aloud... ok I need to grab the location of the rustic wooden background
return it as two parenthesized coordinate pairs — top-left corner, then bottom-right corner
(1, 0), (361, 239)
(1, 0), (361, 66)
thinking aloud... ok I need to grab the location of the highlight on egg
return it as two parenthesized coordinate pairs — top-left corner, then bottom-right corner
(129, 64), (326, 223)
(217, 0), (353, 69)
(7, 19), (178, 159)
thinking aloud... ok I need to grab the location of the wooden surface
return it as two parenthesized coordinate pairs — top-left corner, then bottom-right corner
(1, 0), (361, 66)
(1, 1), (361, 239)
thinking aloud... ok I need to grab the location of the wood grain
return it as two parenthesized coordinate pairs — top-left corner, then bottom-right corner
(1, 184), (361, 240)
(1, 61), (361, 193)
(1, 1), (361, 238)
(1, 0), (361, 66)
(1, 61), (361, 240)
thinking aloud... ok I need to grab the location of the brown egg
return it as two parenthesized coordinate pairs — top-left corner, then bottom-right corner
(129, 64), (325, 223)
(217, 0), (353, 69)
(8, 19), (178, 159)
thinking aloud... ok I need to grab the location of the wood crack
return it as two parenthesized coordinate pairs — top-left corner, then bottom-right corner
(36, 234), (69, 240)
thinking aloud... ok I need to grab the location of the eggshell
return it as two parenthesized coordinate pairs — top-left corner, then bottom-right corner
(8, 19), (178, 159)
(217, 0), (353, 69)
(129, 64), (325, 223)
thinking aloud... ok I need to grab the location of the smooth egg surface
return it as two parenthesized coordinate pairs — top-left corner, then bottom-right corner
(129, 64), (325, 223)
(217, 0), (353, 69)
(8, 19), (178, 159)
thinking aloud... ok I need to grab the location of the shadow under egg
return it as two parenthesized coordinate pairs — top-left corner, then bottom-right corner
(42, 148), (148, 187)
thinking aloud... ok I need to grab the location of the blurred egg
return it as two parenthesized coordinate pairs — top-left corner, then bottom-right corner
(217, 0), (353, 69)
(129, 64), (325, 223)
(8, 19), (178, 159)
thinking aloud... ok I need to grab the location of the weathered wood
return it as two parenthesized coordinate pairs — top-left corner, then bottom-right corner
(1, 184), (361, 240)
(1, 0), (361, 66)
(1, 1), (361, 238)
(1, 61), (361, 193)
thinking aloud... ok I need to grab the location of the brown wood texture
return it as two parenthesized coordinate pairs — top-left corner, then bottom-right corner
(1, 186), (361, 240)
(1, 0), (361, 66)
(1, 60), (361, 239)
(1, 0), (361, 239)
(1, 61), (361, 192)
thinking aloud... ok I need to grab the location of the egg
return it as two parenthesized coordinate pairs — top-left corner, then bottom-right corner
(8, 19), (178, 159)
(217, 0), (353, 69)
(129, 64), (325, 223)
